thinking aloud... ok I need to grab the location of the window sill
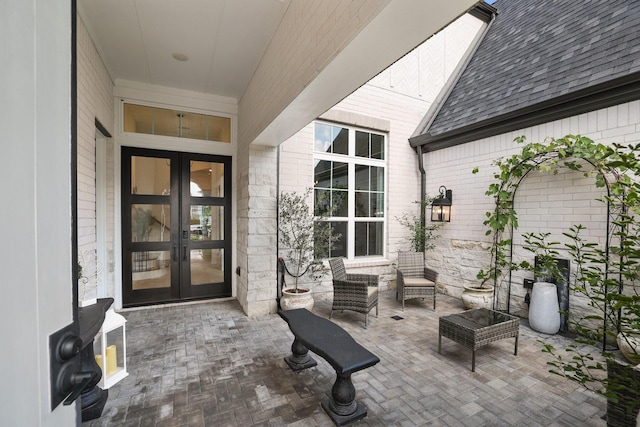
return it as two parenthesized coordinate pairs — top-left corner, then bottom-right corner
(341, 257), (390, 269)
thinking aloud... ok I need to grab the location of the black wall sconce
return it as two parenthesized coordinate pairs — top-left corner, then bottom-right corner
(431, 186), (452, 222)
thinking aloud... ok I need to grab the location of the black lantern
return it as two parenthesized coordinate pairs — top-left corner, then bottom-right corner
(431, 186), (452, 222)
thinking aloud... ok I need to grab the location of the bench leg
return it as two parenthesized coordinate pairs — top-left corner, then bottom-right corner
(321, 372), (367, 426)
(284, 337), (317, 371)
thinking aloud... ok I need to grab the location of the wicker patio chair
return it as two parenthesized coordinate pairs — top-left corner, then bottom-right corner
(396, 252), (438, 310)
(328, 258), (379, 328)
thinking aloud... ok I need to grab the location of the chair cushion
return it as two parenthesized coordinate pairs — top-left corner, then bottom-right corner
(368, 286), (377, 297)
(403, 278), (435, 287)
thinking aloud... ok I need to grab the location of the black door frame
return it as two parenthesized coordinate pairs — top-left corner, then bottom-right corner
(121, 147), (232, 306)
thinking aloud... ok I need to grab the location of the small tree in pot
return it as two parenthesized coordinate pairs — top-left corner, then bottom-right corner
(278, 189), (339, 310)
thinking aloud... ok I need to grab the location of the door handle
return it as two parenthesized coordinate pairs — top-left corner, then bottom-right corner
(173, 245), (177, 262)
(183, 245), (187, 261)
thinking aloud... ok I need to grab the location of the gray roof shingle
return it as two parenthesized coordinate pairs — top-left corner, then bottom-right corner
(422, 0), (640, 140)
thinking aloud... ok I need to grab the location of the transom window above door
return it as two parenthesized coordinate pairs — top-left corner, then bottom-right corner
(313, 122), (386, 260)
(123, 103), (231, 143)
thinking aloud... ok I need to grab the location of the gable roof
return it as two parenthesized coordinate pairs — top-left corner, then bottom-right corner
(410, 0), (640, 152)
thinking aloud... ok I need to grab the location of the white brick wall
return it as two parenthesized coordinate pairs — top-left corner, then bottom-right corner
(239, 0), (386, 145)
(424, 100), (640, 322)
(274, 13), (485, 301)
(76, 16), (115, 303)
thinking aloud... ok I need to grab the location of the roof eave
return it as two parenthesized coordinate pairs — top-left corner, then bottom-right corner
(409, 70), (640, 153)
(469, 2), (498, 22)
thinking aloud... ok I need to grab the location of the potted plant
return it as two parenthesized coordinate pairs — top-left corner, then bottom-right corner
(463, 242), (505, 310)
(278, 189), (339, 310)
(464, 196), (519, 309)
(517, 232), (565, 334)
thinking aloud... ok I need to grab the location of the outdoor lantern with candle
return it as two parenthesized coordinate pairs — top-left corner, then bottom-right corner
(94, 308), (128, 389)
(431, 186), (452, 222)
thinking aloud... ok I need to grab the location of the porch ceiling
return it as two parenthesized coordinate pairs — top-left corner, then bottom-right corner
(78, 0), (480, 146)
(77, 0), (293, 100)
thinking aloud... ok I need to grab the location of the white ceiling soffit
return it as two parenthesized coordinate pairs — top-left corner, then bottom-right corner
(77, 0), (292, 100)
(252, 0), (479, 146)
(78, 0), (478, 146)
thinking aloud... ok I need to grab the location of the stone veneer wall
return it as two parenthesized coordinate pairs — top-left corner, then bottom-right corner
(236, 144), (279, 316)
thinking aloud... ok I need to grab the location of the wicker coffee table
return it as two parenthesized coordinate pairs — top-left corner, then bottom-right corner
(438, 308), (519, 372)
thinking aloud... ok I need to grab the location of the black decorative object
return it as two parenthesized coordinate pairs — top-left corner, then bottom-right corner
(78, 298), (114, 421)
(431, 186), (452, 222)
(279, 309), (379, 426)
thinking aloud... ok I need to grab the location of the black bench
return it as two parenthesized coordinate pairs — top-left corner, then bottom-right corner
(279, 309), (380, 426)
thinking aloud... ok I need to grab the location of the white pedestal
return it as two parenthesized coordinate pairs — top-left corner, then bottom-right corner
(529, 282), (560, 334)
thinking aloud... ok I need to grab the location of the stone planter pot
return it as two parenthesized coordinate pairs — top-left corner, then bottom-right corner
(528, 282), (560, 334)
(281, 288), (314, 311)
(617, 332), (640, 365)
(461, 285), (494, 310)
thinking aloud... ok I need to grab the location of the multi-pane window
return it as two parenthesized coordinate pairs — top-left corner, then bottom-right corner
(314, 122), (385, 259)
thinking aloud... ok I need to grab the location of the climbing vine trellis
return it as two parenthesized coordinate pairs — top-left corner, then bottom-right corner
(480, 136), (621, 313)
(475, 134), (640, 415)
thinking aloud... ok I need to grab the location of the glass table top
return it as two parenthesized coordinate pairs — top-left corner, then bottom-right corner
(442, 308), (516, 329)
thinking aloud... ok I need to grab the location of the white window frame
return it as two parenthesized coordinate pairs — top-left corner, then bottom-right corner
(313, 121), (387, 260)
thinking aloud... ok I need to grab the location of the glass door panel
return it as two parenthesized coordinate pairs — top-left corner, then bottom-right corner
(131, 250), (171, 290)
(131, 205), (171, 242)
(190, 249), (224, 286)
(122, 148), (179, 305)
(189, 206), (224, 241)
(131, 156), (171, 195)
(181, 154), (231, 299)
(190, 161), (224, 197)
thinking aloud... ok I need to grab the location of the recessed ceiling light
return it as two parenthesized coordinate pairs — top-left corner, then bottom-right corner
(172, 52), (189, 62)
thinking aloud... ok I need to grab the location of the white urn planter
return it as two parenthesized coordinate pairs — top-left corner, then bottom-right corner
(528, 282), (560, 335)
(280, 288), (314, 311)
(461, 285), (494, 310)
(617, 332), (640, 365)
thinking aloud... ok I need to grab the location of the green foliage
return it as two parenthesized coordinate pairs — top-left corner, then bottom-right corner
(396, 198), (441, 253)
(478, 134), (640, 412)
(518, 232), (565, 283)
(477, 135), (613, 289)
(278, 189), (340, 290)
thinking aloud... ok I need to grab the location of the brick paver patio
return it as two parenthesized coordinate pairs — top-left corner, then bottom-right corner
(83, 290), (607, 426)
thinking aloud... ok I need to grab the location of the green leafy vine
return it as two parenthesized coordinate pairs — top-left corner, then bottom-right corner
(476, 134), (640, 414)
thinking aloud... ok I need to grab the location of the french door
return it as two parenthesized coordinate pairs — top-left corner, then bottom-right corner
(122, 147), (231, 306)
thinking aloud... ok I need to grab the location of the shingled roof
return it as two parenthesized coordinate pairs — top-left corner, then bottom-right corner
(410, 0), (640, 152)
